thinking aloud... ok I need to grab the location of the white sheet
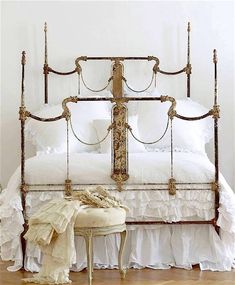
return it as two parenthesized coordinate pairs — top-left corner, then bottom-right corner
(1, 152), (235, 271)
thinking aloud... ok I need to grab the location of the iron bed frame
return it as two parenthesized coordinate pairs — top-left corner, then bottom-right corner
(19, 23), (220, 266)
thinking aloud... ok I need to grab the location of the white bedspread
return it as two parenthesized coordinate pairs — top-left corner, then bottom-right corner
(1, 152), (235, 271)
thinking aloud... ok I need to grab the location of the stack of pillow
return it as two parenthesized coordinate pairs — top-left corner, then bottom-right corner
(25, 89), (213, 156)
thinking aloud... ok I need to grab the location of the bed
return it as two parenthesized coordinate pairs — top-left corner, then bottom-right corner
(1, 22), (235, 272)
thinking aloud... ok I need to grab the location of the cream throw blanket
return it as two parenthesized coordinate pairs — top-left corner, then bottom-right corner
(23, 187), (127, 284)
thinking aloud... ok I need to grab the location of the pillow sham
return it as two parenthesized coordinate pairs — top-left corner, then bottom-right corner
(25, 91), (112, 154)
(93, 116), (146, 153)
(138, 92), (213, 154)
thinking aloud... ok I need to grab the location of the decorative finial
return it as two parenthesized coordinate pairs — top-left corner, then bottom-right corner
(213, 49), (217, 64)
(187, 22), (191, 32)
(44, 22), (47, 32)
(21, 51), (26, 65)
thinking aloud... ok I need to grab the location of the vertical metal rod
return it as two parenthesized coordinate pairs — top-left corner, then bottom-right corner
(21, 52), (25, 107)
(213, 49), (219, 183)
(170, 119), (173, 178)
(66, 120), (69, 181)
(187, 22), (191, 98)
(20, 51), (27, 267)
(213, 49), (220, 235)
(20, 51), (26, 189)
(44, 22), (48, 104)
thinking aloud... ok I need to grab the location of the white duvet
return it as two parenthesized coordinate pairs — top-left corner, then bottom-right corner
(1, 152), (235, 271)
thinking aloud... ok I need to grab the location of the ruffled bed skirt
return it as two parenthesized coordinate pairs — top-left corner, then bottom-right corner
(22, 225), (235, 272)
(1, 175), (235, 272)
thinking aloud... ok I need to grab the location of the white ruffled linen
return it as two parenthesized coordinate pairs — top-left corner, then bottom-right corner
(0, 152), (235, 271)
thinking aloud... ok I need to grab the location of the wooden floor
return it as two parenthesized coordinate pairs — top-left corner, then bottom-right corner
(1, 261), (235, 285)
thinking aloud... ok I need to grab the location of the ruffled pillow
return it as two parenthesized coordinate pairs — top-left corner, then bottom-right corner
(138, 89), (213, 154)
(25, 91), (112, 154)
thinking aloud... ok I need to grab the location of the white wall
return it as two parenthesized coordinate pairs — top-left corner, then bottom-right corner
(1, 1), (234, 188)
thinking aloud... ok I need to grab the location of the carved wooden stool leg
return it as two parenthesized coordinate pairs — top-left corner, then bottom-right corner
(84, 231), (93, 285)
(91, 236), (94, 273)
(118, 230), (127, 279)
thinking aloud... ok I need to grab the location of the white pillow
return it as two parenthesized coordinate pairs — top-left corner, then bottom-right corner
(93, 116), (146, 153)
(138, 94), (213, 154)
(25, 92), (112, 154)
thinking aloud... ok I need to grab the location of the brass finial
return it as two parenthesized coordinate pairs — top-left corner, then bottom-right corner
(187, 22), (191, 32)
(21, 51), (26, 65)
(44, 22), (47, 32)
(213, 49), (217, 64)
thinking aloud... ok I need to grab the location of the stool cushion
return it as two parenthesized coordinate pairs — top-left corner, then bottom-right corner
(75, 207), (126, 228)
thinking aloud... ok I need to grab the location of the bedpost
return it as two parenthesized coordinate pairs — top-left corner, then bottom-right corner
(186, 22), (192, 98)
(19, 51), (28, 267)
(43, 22), (49, 104)
(111, 59), (129, 191)
(212, 49), (220, 235)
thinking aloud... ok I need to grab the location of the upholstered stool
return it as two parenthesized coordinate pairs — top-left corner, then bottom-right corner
(74, 207), (127, 285)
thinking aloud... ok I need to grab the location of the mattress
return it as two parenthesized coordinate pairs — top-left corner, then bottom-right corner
(0, 152), (235, 271)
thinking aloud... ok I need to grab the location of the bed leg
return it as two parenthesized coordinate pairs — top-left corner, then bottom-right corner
(20, 184), (28, 269)
(21, 222), (28, 269)
(212, 218), (220, 237)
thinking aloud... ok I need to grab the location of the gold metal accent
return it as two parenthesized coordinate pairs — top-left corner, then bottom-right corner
(19, 106), (30, 122)
(75, 60), (82, 74)
(112, 60), (123, 98)
(168, 178), (176, 195)
(211, 104), (220, 119)
(185, 63), (192, 75)
(110, 97), (129, 105)
(20, 183), (28, 194)
(62, 96), (78, 120)
(160, 95), (177, 119)
(111, 103), (129, 191)
(211, 181), (219, 192)
(64, 179), (72, 196)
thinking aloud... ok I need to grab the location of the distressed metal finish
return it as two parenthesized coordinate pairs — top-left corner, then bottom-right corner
(62, 96), (78, 120)
(111, 59), (128, 190)
(65, 179), (72, 197)
(19, 106), (30, 122)
(158, 67), (186, 75)
(28, 113), (64, 122)
(75, 55), (160, 63)
(212, 104), (220, 119)
(160, 95), (177, 119)
(187, 22), (191, 98)
(111, 104), (129, 191)
(126, 220), (215, 225)
(213, 49), (220, 235)
(112, 60), (123, 98)
(44, 22), (48, 104)
(20, 51), (27, 267)
(175, 111), (212, 121)
(168, 178), (176, 195)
